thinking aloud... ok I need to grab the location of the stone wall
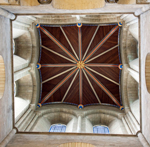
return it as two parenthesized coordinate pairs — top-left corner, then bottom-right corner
(0, 16), (13, 143)
(6, 133), (142, 147)
(29, 104), (127, 134)
(140, 9), (150, 144)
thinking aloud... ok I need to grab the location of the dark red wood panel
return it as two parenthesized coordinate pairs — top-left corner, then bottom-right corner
(38, 24), (122, 108)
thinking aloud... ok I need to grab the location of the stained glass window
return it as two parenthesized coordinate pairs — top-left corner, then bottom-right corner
(93, 125), (109, 134)
(49, 124), (66, 132)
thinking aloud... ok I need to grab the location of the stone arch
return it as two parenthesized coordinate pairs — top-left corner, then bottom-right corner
(13, 31), (32, 72)
(85, 113), (127, 134)
(127, 74), (139, 122)
(31, 105), (78, 132)
(127, 74), (139, 105)
(31, 104), (126, 133)
(45, 112), (76, 133)
(83, 106), (127, 134)
(31, 112), (77, 132)
(0, 55), (5, 99)
(126, 29), (138, 64)
(15, 73), (33, 122)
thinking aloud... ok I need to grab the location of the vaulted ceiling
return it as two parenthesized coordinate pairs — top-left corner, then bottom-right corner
(37, 23), (123, 109)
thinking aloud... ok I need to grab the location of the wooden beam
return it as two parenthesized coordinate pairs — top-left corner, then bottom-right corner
(40, 26), (78, 62)
(83, 69), (101, 104)
(84, 67), (121, 107)
(42, 45), (76, 63)
(78, 27), (82, 61)
(86, 45), (119, 63)
(61, 69), (79, 102)
(41, 64), (76, 67)
(86, 63), (119, 67)
(60, 26), (79, 60)
(79, 69), (83, 104)
(86, 66), (119, 86)
(82, 25), (100, 60)
(41, 68), (78, 104)
(84, 25), (119, 62)
(42, 66), (76, 84)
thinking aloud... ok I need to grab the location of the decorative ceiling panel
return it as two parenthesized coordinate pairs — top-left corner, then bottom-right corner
(36, 23), (123, 110)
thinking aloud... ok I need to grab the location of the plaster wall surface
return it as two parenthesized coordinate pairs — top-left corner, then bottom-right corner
(31, 116), (51, 132)
(140, 9), (150, 144)
(0, 16), (13, 143)
(130, 99), (140, 123)
(109, 119), (127, 134)
(0, 4), (144, 14)
(6, 134), (142, 147)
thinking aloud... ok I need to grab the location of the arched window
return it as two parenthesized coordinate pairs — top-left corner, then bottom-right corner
(93, 125), (109, 134)
(49, 124), (66, 133)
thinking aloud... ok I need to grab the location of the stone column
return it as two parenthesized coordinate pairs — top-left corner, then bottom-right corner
(129, 58), (139, 72)
(13, 16), (36, 39)
(122, 117), (132, 134)
(13, 55), (29, 72)
(128, 58), (139, 83)
(17, 109), (36, 132)
(137, 132), (150, 147)
(0, 8), (15, 20)
(0, 129), (17, 147)
(14, 67), (31, 82)
(120, 14), (138, 41)
(77, 116), (82, 133)
(128, 68), (139, 83)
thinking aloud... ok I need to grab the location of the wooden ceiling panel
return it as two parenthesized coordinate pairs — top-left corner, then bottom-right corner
(40, 29), (74, 64)
(62, 26), (79, 58)
(37, 23), (122, 109)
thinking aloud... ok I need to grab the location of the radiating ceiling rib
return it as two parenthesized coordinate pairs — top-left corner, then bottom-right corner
(39, 24), (121, 107)
(84, 67), (121, 107)
(41, 68), (78, 104)
(42, 66), (76, 84)
(84, 25), (119, 62)
(61, 69), (79, 102)
(60, 26), (79, 60)
(42, 45), (76, 63)
(86, 44), (119, 63)
(82, 25), (100, 60)
(79, 69), (83, 104)
(41, 64), (76, 67)
(86, 66), (119, 86)
(83, 69), (101, 104)
(40, 26), (78, 62)
(78, 27), (82, 61)
(86, 63), (119, 67)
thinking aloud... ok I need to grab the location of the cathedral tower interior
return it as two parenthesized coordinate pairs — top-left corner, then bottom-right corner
(0, 0), (150, 147)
